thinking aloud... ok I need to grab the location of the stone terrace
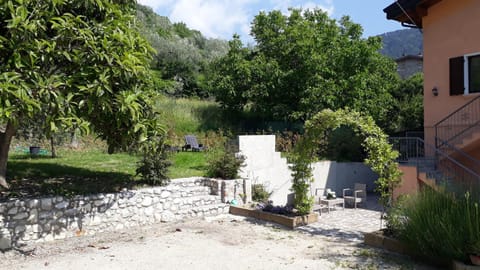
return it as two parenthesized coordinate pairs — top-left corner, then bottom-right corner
(297, 196), (384, 241)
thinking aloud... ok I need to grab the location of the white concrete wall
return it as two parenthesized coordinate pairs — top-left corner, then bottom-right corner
(239, 135), (292, 205)
(311, 161), (377, 197)
(238, 135), (378, 205)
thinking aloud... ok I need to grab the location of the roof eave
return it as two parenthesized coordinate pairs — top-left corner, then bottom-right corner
(383, 0), (442, 29)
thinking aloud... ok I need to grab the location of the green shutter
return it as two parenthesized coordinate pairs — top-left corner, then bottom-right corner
(450, 56), (464, 95)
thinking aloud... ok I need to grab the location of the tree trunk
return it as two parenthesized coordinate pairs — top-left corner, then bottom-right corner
(50, 136), (57, 158)
(70, 131), (79, 149)
(0, 121), (16, 189)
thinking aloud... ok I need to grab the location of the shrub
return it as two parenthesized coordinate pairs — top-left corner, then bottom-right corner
(136, 137), (172, 186)
(275, 130), (300, 153)
(252, 183), (272, 203)
(396, 188), (480, 263)
(206, 138), (245, 179)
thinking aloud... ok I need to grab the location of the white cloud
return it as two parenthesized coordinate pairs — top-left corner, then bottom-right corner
(167, 0), (258, 40)
(137, 0), (335, 41)
(137, 0), (175, 9)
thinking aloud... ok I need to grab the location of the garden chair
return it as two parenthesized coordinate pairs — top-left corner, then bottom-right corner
(182, 135), (204, 152)
(312, 188), (327, 215)
(343, 183), (367, 209)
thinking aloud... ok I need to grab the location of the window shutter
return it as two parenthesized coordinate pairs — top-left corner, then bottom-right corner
(450, 56), (464, 95)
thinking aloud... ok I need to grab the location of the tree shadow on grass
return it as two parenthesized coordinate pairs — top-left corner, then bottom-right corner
(3, 162), (137, 201)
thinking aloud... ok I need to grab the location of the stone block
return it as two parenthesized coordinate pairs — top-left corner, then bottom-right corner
(7, 207), (19, 216)
(142, 197), (153, 207)
(164, 202), (171, 210)
(39, 211), (53, 219)
(144, 207), (154, 216)
(31, 224), (43, 233)
(27, 199), (40, 208)
(160, 191), (171, 199)
(94, 200), (105, 207)
(14, 200), (25, 207)
(41, 199), (53, 210)
(43, 234), (54, 242)
(13, 212), (28, 220)
(28, 209), (38, 222)
(0, 237), (11, 251)
(161, 211), (175, 222)
(55, 202), (69, 209)
(15, 225), (26, 234)
(64, 208), (78, 217)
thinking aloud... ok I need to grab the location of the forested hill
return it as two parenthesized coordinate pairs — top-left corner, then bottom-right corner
(135, 4), (229, 97)
(379, 29), (423, 59)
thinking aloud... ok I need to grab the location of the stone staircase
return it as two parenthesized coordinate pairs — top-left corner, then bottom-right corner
(390, 137), (478, 190)
(167, 178), (230, 220)
(408, 157), (453, 188)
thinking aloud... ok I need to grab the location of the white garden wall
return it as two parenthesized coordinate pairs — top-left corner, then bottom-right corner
(238, 135), (378, 205)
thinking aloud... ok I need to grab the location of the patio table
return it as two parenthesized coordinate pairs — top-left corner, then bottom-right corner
(320, 198), (344, 213)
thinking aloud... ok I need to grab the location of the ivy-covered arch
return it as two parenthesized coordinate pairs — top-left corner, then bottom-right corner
(291, 109), (401, 215)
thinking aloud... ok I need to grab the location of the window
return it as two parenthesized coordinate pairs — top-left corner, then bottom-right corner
(468, 54), (480, 93)
(449, 53), (480, 95)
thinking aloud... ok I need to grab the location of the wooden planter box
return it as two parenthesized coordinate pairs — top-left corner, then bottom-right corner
(229, 205), (318, 229)
(364, 230), (409, 254)
(364, 230), (480, 269)
(452, 260), (480, 270)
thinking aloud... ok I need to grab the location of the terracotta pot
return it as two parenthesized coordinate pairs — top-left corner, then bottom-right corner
(469, 254), (480, 266)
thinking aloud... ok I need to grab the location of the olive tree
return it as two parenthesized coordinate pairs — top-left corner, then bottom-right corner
(0, 0), (160, 188)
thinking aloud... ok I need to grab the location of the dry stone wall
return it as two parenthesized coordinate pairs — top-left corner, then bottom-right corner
(0, 177), (235, 250)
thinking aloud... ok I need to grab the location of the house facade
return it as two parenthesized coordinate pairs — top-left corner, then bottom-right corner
(384, 0), (480, 194)
(395, 54), (423, 79)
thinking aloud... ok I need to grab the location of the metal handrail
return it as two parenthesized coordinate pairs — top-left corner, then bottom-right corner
(436, 137), (480, 168)
(434, 95), (480, 148)
(436, 119), (480, 148)
(435, 95), (480, 128)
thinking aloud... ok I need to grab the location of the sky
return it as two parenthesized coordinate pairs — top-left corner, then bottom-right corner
(138, 0), (404, 43)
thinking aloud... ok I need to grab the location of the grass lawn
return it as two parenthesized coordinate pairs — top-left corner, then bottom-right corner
(4, 149), (208, 199)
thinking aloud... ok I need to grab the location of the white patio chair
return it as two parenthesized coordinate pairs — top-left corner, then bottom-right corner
(343, 183), (367, 209)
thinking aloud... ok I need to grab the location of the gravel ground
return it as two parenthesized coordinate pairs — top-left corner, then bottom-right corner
(0, 215), (436, 270)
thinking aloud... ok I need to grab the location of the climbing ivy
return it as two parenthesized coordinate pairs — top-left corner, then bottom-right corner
(291, 109), (402, 214)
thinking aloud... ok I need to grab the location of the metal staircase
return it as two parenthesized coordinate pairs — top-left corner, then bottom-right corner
(389, 137), (480, 189)
(390, 96), (480, 190)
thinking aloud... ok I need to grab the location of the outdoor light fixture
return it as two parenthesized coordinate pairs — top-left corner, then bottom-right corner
(432, 87), (439, 96)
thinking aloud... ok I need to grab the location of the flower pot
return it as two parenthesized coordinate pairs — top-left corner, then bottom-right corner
(470, 254), (480, 266)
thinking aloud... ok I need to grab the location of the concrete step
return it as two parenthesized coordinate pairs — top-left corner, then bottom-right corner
(419, 170), (455, 189)
(456, 130), (480, 150)
(177, 195), (223, 209)
(169, 177), (208, 187)
(173, 186), (212, 197)
(176, 203), (230, 219)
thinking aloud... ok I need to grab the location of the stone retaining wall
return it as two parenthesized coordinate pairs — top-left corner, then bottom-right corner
(0, 177), (239, 250)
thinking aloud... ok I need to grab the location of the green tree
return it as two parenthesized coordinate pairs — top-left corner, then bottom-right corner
(0, 0), (159, 188)
(209, 35), (253, 111)
(211, 9), (398, 126)
(389, 73), (424, 133)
